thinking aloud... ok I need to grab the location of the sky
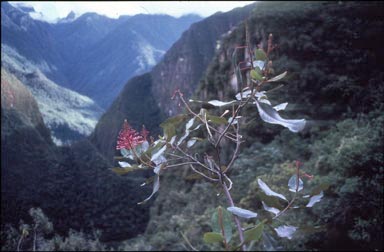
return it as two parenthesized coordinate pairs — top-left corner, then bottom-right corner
(9, 1), (254, 22)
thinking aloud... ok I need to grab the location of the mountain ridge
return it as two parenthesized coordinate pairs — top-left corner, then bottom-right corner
(1, 1), (202, 109)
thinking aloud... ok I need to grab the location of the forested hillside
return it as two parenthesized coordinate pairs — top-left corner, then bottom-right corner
(117, 2), (383, 250)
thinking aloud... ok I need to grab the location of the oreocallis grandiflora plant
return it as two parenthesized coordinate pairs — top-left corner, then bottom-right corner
(112, 30), (325, 250)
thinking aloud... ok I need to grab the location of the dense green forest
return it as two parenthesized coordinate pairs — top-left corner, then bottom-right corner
(1, 1), (383, 251)
(136, 2), (383, 250)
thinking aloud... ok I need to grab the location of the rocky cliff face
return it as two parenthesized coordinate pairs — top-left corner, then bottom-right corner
(150, 4), (257, 117)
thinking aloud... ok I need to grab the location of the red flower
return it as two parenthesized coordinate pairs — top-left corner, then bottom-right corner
(116, 120), (144, 150)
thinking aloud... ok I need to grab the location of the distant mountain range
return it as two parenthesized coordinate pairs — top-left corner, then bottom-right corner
(2, 2), (201, 109)
(1, 1), (201, 144)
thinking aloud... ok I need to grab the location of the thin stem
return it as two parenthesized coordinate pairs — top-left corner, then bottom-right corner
(222, 182), (247, 251)
(17, 233), (24, 252)
(175, 145), (213, 173)
(33, 225), (37, 251)
(190, 165), (218, 182)
(180, 232), (198, 251)
(273, 163), (300, 219)
(273, 193), (297, 220)
(218, 207), (230, 251)
(224, 123), (242, 173)
(165, 161), (200, 169)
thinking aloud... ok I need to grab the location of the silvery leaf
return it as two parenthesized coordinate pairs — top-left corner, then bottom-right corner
(186, 117), (195, 130)
(208, 100), (237, 107)
(306, 191), (324, 207)
(138, 175), (160, 204)
(118, 161), (131, 168)
(228, 116), (241, 125)
(235, 89), (251, 100)
(288, 175), (304, 192)
(151, 145), (166, 162)
(257, 178), (287, 201)
(177, 131), (189, 145)
(262, 201), (280, 216)
(187, 139), (197, 148)
(273, 102), (288, 111)
(169, 135), (177, 145)
(274, 225), (297, 239)
(253, 60), (265, 70)
(258, 98), (272, 105)
(227, 206), (258, 219)
(255, 101), (306, 133)
(267, 71), (287, 82)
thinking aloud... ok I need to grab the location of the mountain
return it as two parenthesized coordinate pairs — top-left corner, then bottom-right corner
(1, 2), (202, 109)
(2, 44), (104, 145)
(1, 66), (58, 229)
(1, 67), (155, 242)
(91, 3), (257, 161)
(2, 1), (383, 250)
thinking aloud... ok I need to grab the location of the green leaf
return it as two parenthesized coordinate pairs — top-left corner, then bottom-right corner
(207, 115), (228, 125)
(160, 114), (189, 139)
(110, 165), (142, 175)
(267, 71), (287, 82)
(255, 48), (267, 61)
(244, 221), (264, 243)
(250, 68), (263, 81)
(203, 232), (224, 244)
(211, 206), (233, 243)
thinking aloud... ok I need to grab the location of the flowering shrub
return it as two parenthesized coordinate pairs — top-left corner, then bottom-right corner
(112, 31), (324, 250)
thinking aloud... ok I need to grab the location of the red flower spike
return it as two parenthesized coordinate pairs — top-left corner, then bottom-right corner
(116, 120), (144, 150)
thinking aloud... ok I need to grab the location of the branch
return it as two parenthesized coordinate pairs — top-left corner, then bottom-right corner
(190, 165), (218, 182)
(224, 122), (242, 173)
(222, 181), (247, 251)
